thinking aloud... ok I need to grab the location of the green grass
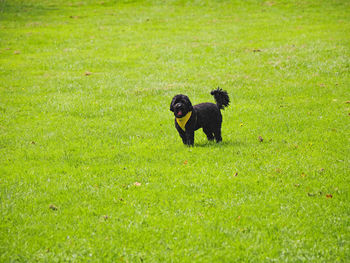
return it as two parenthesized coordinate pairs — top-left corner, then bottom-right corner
(1, 0), (349, 261)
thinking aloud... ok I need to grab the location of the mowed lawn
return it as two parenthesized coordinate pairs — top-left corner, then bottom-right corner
(0, 0), (349, 261)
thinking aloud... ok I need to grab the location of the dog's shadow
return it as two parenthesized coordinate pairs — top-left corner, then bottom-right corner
(194, 139), (244, 148)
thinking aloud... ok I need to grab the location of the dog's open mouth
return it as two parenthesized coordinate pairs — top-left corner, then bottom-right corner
(177, 110), (183, 117)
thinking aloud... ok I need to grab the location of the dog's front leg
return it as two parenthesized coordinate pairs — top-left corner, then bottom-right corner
(178, 130), (194, 146)
(184, 131), (194, 146)
(176, 126), (194, 146)
(177, 129), (188, 145)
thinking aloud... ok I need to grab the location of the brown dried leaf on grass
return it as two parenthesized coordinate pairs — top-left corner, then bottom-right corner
(49, 204), (58, 211)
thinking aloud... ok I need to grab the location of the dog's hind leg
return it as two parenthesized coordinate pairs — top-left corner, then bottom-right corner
(203, 127), (214, 141)
(213, 127), (222, 143)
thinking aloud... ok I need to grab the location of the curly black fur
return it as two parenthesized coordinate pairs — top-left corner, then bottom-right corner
(210, 87), (230, 109)
(170, 88), (230, 146)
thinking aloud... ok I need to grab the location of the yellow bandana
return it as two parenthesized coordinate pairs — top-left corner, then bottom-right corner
(176, 111), (192, 131)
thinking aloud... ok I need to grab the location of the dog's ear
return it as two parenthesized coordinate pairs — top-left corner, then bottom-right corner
(184, 96), (193, 111)
(170, 96), (177, 112)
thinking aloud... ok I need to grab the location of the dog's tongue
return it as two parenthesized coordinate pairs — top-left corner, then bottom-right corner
(178, 110), (182, 116)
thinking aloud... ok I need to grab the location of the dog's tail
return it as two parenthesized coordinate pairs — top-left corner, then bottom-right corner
(211, 87), (230, 110)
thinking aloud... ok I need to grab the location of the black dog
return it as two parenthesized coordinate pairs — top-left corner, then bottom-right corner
(170, 88), (230, 146)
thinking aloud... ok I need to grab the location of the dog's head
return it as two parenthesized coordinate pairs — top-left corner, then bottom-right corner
(170, 94), (193, 118)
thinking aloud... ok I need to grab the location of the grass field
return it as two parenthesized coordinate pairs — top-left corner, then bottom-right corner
(1, 0), (350, 261)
